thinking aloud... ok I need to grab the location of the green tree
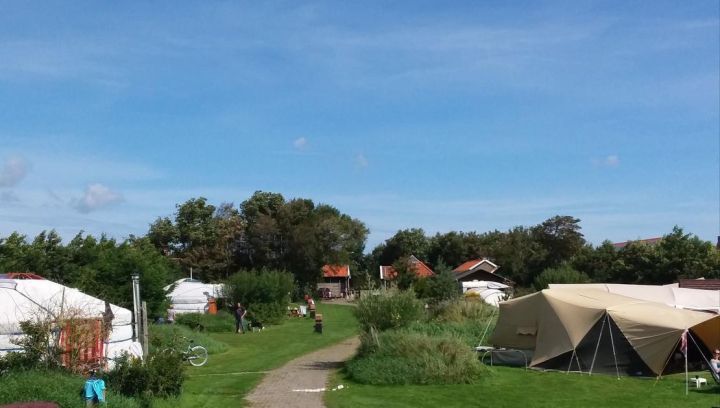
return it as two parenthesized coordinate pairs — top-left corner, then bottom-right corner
(531, 215), (585, 268)
(533, 264), (590, 291)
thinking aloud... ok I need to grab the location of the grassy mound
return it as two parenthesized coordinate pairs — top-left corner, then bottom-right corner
(346, 330), (487, 385)
(0, 369), (141, 408)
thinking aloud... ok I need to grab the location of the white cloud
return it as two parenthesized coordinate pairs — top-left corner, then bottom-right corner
(604, 155), (620, 167)
(593, 155), (620, 168)
(73, 183), (124, 213)
(355, 153), (368, 168)
(293, 137), (308, 150)
(0, 157), (30, 187)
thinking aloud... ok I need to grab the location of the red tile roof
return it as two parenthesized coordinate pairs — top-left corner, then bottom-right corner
(380, 255), (434, 280)
(453, 259), (483, 273)
(322, 264), (350, 278)
(452, 259), (498, 274)
(612, 237), (662, 249)
(678, 279), (720, 291)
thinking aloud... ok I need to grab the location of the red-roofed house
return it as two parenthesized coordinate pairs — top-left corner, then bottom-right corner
(318, 264), (351, 298)
(453, 258), (513, 285)
(379, 255), (434, 286)
(611, 237), (663, 250)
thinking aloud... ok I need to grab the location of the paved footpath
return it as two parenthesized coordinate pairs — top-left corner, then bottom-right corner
(245, 336), (360, 408)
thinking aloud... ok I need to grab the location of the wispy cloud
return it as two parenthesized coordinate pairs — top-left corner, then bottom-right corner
(593, 155), (620, 168)
(293, 137), (308, 150)
(73, 183), (124, 213)
(0, 157), (30, 187)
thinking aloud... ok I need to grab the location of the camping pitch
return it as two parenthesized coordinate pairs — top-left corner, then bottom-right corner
(490, 288), (720, 377)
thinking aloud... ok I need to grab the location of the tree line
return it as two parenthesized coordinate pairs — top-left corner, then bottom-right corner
(1, 192), (718, 316)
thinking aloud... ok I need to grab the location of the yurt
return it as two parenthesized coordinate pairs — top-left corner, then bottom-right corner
(0, 277), (142, 366)
(490, 288), (720, 376)
(165, 278), (224, 314)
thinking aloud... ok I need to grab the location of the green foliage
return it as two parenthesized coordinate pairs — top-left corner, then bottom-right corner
(0, 369), (141, 408)
(354, 290), (425, 332)
(224, 269), (294, 324)
(107, 350), (185, 404)
(533, 264), (590, 290)
(415, 260), (460, 304)
(406, 321), (491, 348)
(376, 228), (430, 266)
(346, 329), (487, 385)
(149, 324), (228, 355)
(430, 299), (495, 324)
(392, 257), (417, 290)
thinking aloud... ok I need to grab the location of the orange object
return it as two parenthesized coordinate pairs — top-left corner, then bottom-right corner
(207, 297), (217, 314)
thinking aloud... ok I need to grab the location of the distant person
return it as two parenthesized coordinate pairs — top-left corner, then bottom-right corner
(235, 302), (247, 334)
(167, 308), (176, 324)
(711, 349), (720, 374)
(84, 369), (106, 406)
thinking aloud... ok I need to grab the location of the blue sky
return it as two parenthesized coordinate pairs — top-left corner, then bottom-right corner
(0, 1), (718, 250)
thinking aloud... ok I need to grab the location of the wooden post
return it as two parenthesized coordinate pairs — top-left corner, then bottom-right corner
(141, 301), (149, 358)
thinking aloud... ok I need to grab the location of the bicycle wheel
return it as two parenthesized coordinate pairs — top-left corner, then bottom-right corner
(187, 345), (208, 367)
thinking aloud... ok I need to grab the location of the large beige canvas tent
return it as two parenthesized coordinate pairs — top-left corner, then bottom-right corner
(549, 283), (720, 314)
(490, 289), (720, 376)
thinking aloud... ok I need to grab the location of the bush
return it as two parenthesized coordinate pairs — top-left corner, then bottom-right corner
(0, 369), (141, 408)
(224, 269), (295, 324)
(533, 264), (590, 291)
(107, 349), (185, 404)
(430, 299), (495, 323)
(346, 329), (487, 385)
(149, 324), (228, 355)
(0, 320), (61, 373)
(415, 270), (461, 304)
(354, 289), (425, 333)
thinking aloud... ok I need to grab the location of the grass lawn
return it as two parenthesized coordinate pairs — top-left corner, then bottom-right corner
(154, 302), (358, 408)
(326, 367), (720, 408)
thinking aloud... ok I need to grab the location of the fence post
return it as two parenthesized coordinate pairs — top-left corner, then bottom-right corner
(141, 301), (149, 358)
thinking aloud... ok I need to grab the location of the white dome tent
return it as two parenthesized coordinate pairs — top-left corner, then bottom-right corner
(0, 277), (142, 366)
(165, 278), (225, 315)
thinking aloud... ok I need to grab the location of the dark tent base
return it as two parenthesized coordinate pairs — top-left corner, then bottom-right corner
(533, 316), (707, 377)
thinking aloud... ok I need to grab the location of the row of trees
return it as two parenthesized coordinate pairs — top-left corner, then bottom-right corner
(0, 231), (175, 315)
(0, 191), (718, 316)
(362, 218), (720, 288)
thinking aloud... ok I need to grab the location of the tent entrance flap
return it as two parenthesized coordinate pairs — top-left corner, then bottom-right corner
(534, 316), (654, 376)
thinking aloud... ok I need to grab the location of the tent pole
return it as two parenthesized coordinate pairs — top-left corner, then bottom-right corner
(478, 306), (497, 346)
(684, 345), (688, 396)
(607, 314), (620, 379)
(589, 313), (607, 376)
(567, 349), (577, 374)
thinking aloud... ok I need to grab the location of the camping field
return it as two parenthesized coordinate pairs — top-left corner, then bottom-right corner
(153, 302), (358, 408)
(325, 368), (720, 408)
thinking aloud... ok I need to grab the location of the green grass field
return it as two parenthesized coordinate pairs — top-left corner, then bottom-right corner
(154, 302), (358, 408)
(325, 367), (720, 408)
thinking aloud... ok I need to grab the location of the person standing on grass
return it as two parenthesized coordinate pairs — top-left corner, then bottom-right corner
(235, 302), (247, 334)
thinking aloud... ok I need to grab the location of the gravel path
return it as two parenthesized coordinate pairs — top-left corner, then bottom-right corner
(245, 336), (360, 408)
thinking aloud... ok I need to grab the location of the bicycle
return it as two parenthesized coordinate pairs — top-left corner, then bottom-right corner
(170, 337), (208, 367)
